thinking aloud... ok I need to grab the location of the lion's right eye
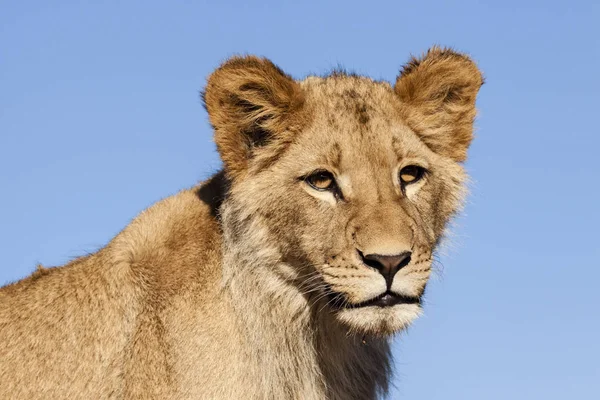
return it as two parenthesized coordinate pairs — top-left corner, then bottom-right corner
(305, 171), (336, 191)
(399, 165), (426, 185)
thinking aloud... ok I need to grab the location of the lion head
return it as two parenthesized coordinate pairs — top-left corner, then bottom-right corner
(203, 47), (482, 336)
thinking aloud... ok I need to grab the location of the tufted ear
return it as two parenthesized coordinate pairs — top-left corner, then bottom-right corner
(203, 56), (306, 179)
(395, 47), (483, 162)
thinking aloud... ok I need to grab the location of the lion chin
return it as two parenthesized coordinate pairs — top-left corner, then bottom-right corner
(322, 289), (424, 335)
(335, 303), (423, 336)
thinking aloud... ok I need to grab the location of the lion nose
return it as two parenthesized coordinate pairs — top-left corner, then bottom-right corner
(359, 251), (412, 289)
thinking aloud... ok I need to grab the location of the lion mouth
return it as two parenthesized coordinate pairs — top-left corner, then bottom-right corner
(327, 290), (420, 309)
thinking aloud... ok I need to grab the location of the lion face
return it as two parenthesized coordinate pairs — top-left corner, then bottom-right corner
(203, 48), (482, 335)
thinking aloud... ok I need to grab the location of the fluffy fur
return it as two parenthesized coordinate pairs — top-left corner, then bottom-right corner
(0, 47), (482, 399)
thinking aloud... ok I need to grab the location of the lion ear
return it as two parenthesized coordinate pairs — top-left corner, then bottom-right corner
(203, 56), (305, 179)
(394, 47), (483, 162)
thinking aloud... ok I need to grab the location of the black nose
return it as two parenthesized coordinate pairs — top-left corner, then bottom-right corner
(359, 251), (412, 289)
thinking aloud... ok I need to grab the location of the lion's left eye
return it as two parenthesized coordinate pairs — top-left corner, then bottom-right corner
(399, 165), (426, 185)
(305, 171), (336, 191)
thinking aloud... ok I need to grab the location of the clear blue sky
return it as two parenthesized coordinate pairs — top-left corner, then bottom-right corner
(1, 1), (598, 398)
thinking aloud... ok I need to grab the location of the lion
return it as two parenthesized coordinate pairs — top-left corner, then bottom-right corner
(0, 47), (482, 399)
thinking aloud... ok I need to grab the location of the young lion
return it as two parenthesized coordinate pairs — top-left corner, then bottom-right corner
(0, 47), (482, 399)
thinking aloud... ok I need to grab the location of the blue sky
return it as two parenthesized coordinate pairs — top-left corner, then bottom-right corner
(1, 1), (598, 398)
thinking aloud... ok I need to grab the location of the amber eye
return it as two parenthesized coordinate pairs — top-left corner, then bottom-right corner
(399, 165), (426, 185)
(305, 171), (336, 191)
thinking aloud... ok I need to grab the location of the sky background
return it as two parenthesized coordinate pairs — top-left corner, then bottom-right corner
(1, 1), (599, 398)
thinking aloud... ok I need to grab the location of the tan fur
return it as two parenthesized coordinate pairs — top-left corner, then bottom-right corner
(395, 46), (483, 162)
(0, 47), (482, 399)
